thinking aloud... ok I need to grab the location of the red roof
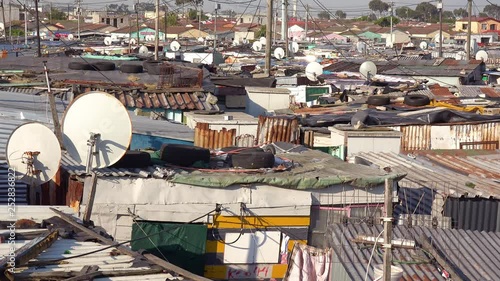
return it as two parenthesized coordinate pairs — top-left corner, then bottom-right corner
(456, 17), (499, 22)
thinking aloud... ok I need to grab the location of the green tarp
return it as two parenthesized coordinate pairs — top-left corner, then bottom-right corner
(131, 222), (208, 276)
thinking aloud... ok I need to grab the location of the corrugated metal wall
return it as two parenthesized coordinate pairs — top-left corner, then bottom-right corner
(255, 116), (300, 146)
(394, 122), (500, 151)
(194, 123), (236, 149)
(0, 167), (28, 205)
(444, 197), (500, 232)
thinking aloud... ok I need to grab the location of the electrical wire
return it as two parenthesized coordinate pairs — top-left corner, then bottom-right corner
(364, 229), (384, 281)
(29, 208), (217, 266)
(210, 203), (245, 245)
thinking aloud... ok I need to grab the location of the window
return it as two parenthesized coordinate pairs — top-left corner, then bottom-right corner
(120, 18), (123, 23)
(462, 23), (468, 30)
(490, 24), (497, 30)
(101, 18), (104, 23)
(481, 23), (487, 30)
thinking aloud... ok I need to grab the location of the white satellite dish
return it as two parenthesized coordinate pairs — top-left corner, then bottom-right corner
(104, 37), (112, 46)
(232, 40), (240, 46)
(170, 41), (181, 51)
(359, 61), (378, 80)
(62, 91), (132, 172)
(129, 38), (137, 45)
(419, 41), (428, 50)
(289, 41), (299, 53)
(67, 34), (74, 40)
(305, 62), (323, 82)
(111, 34), (118, 41)
(464, 40), (479, 55)
(356, 41), (367, 54)
(259, 36), (266, 45)
(475, 50), (489, 62)
(6, 122), (62, 185)
(198, 37), (204, 43)
(138, 45), (149, 54)
(252, 41), (263, 52)
(242, 38), (249, 44)
(455, 51), (467, 60)
(274, 47), (285, 60)
(433, 33), (444, 43)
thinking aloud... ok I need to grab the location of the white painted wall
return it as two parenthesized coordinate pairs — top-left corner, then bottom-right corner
(80, 178), (387, 241)
(245, 87), (291, 117)
(348, 137), (401, 155)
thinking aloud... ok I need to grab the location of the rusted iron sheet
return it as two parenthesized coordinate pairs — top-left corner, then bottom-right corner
(449, 123), (500, 150)
(418, 152), (500, 179)
(256, 115), (300, 146)
(398, 125), (432, 151)
(194, 123), (236, 149)
(235, 134), (256, 147)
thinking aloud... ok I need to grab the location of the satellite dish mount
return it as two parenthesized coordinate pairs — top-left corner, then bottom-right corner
(85, 132), (101, 174)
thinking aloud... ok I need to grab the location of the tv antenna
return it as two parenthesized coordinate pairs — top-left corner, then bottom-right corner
(274, 47), (285, 60)
(170, 41), (181, 52)
(6, 123), (62, 187)
(359, 61), (378, 81)
(305, 62), (323, 82)
(62, 91), (132, 225)
(252, 41), (263, 52)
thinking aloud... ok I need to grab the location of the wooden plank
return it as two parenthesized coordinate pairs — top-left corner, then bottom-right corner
(13, 266), (164, 280)
(143, 253), (212, 281)
(64, 265), (101, 281)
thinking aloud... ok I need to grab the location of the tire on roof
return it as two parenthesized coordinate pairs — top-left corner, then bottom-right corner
(90, 61), (116, 71)
(159, 143), (211, 167)
(366, 95), (390, 106)
(404, 95), (430, 107)
(120, 64), (143, 73)
(231, 151), (275, 169)
(68, 61), (93, 70)
(111, 151), (151, 168)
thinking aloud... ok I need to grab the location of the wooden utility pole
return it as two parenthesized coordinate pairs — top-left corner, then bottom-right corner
(304, 4), (308, 41)
(34, 0), (41, 57)
(42, 61), (64, 149)
(1, 1), (6, 43)
(154, 0), (159, 60)
(466, 0), (472, 59)
(8, 0), (11, 43)
(265, 0), (273, 75)
(383, 178), (394, 281)
(438, 0), (443, 57)
(284, 0), (289, 57)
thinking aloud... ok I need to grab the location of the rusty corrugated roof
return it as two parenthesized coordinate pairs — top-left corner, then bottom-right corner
(113, 91), (218, 111)
(480, 87), (500, 98)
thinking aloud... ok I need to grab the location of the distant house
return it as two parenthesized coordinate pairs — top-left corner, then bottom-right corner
(288, 24), (305, 41)
(0, 4), (21, 25)
(112, 25), (165, 41)
(357, 31), (382, 43)
(455, 16), (500, 34)
(89, 11), (129, 29)
(236, 13), (265, 25)
(164, 26), (208, 40)
(405, 25), (452, 43)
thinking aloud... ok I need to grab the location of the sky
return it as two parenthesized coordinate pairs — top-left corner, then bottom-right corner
(43, 0), (493, 18)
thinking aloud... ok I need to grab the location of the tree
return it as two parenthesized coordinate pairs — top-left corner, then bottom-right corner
(375, 16), (399, 27)
(335, 10), (346, 19)
(453, 8), (468, 18)
(368, 0), (389, 17)
(318, 11), (330, 20)
(188, 8), (208, 20)
(355, 14), (377, 22)
(135, 2), (155, 11)
(50, 7), (67, 21)
(442, 11), (455, 23)
(11, 29), (24, 36)
(163, 12), (178, 26)
(484, 4), (500, 19)
(415, 2), (438, 22)
(395, 6), (416, 19)
(256, 25), (266, 38)
(107, 4), (129, 13)
(175, 0), (203, 6)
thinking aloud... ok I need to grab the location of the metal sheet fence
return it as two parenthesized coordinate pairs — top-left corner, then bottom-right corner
(194, 122), (236, 149)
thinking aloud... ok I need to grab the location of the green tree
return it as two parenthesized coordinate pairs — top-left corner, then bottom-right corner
(395, 6), (416, 19)
(453, 8), (468, 18)
(50, 7), (67, 21)
(11, 29), (24, 36)
(484, 4), (500, 19)
(415, 2), (438, 22)
(255, 25), (266, 38)
(318, 11), (330, 20)
(188, 8), (208, 20)
(355, 14), (377, 22)
(162, 13), (178, 26)
(368, 0), (389, 17)
(375, 16), (399, 27)
(175, 0), (202, 6)
(335, 10), (346, 19)
(442, 11), (455, 23)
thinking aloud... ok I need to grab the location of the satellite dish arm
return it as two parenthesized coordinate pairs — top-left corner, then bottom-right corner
(85, 133), (100, 174)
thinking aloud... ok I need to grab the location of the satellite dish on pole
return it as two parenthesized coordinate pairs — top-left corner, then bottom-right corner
(359, 61), (378, 81)
(356, 41), (367, 54)
(111, 34), (118, 41)
(232, 40), (240, 46)
(242, 38), (249, 44)
(138, 45), (149, 54)
(104, 37), (112, 46)
(274, 47), (285, 60)
(455, 51), (467, 60)
(62, 91), (132, 172)
(197, 37), (204, 43)
(170, 40), (181, 51)
(475, 50), (489, 62)
(289, 41), (299, 53)
(6, 122), (62, 186)
(252, 41), (263, 51)
(305, 62), (323, 82)
(419, 41), (428, 50)
(259, 36), (266, 45)
(67, 34), (74, 40)
(129, 38), (137, 45)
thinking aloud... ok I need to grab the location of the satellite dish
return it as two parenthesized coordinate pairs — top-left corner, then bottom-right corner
(67, 34), (74, 40)
(129, 38), (137, 45)
(197, 37), (204, 43)
(464, 40), (479, 54)
(242, 38), (249, 44)
(356, 41), (367, 54)
(104, 37), (112, 46)
(170, 41), (181, 51)
(6, 122), (62, 185)
(259, 37), (266, 45)
(111, 34), (118, 41)
(305, 62), (323, 82)
(419, 41), (428, 50)
(433, 33), (444, 43)
(62, 91), (132, 172)
(359, 61), (378, 80)
(475, 50), (489, 61)
(232, 40), (240, 46)
(252, 41), (263, 52)
(138, 45), (149, 54)
(289, 41), (299, 53)
(274, 47), (285, 60)
(455, 51), (467, 60)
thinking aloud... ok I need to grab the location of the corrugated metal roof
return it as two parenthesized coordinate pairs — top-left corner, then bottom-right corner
(456, 85), (500, 98)
(327, 223), (500, 281)
(113, 91), (219, 111)
(353, 152), (500, 198)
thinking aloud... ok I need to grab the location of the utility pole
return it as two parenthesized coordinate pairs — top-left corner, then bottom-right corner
(213, 3), (219, 58)
(389, 2), (394, 50)
(383, 178), (394, 281)
(273, 4), (277, 44)
(34, 0), (41, 57)
(437, 0), (443, 58)
(23, 0), (27, 45)
(466, 0), (472, 59)
(165, 5), (168, 42)
(76, 0), (81, 40)
(304, 4), (308, 42)
(9, 0), (11, 44)
(280, 0), (286, 41)
(265, 0), (272, 75)
(284, 0), (289, 57)
(135, 0), (140, 45)
(198, 5), (201, 39)
(43, 61), (64, 149)
(292, 0), (296, 18)
(49, 2), (52, 24)
(1, 0), (6, 44)
(154, 0), (159, 60)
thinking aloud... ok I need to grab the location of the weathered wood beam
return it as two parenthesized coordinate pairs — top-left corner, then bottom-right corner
(63, 265), (100, 281)
(13, 266), (164, 280)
